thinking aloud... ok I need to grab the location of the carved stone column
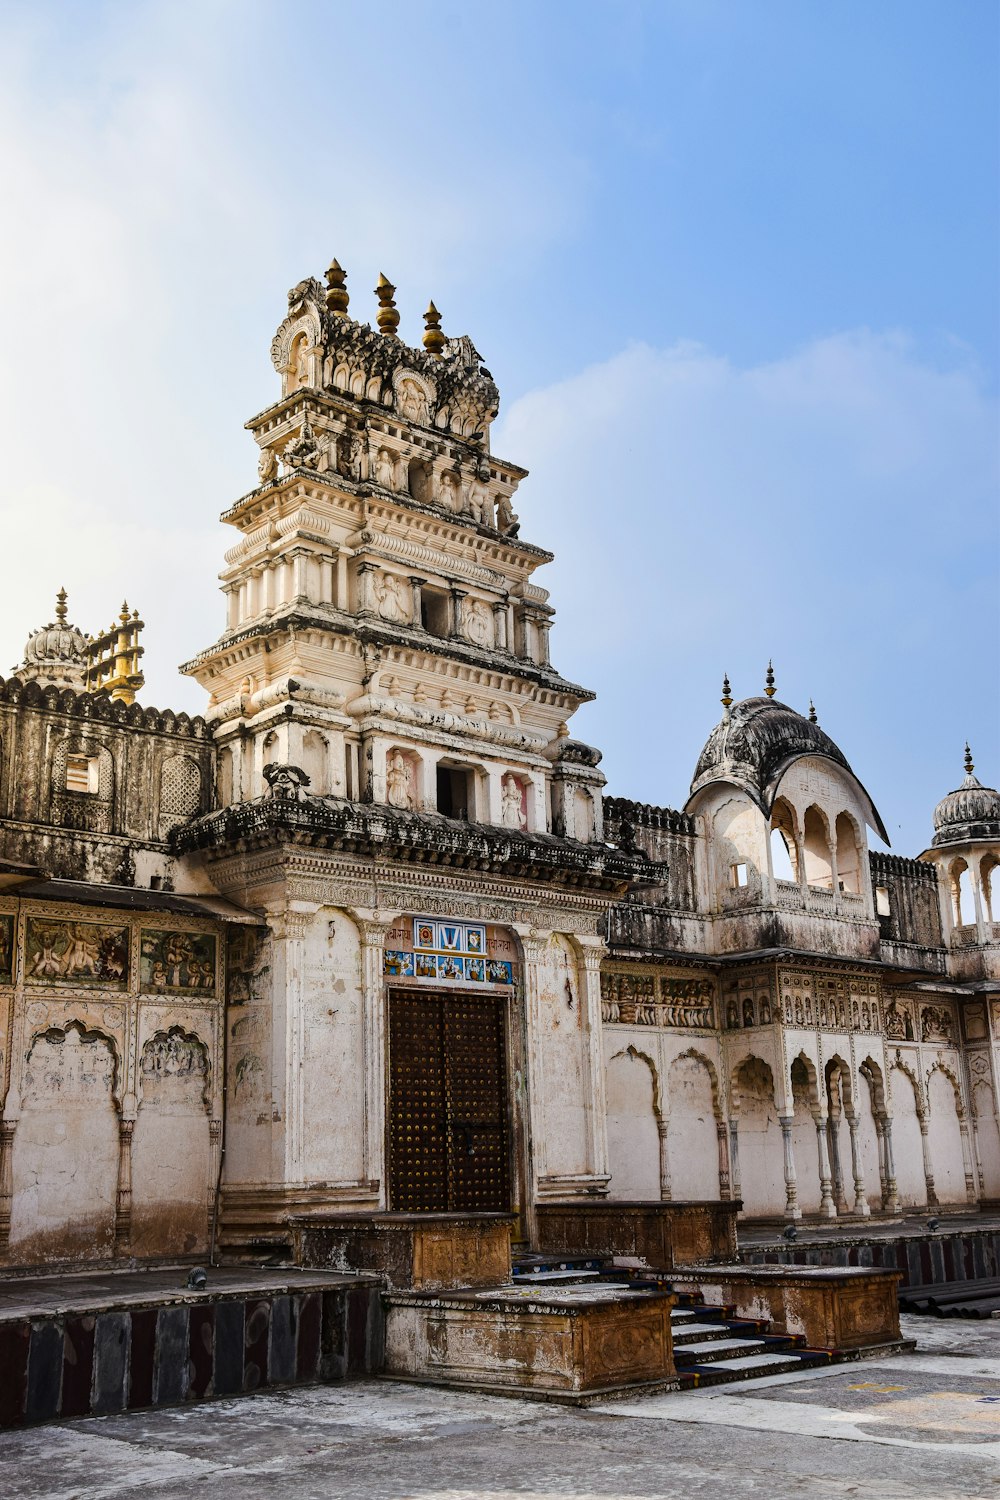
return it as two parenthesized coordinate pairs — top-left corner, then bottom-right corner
(827, 1110), (848, 1211)
(779, 1115), (801, 1219)
(716, 1118), (732, 1200)
(658, 1117), (672, 1201)
(537, 619), (552, 666)
(574, 936), (611, 1189)
(728, 1119), (742, 1204)
(350, 911), (395, 1206)
(450, 587), (466, 639)
(208, 1117), (222, 1241)
(814, 1114), (836, 1217)
(492, 601), (508, 651)
(408, 576), (425, 627)
(874, 1116), (889, 1209)
(114, 1119), (134, 1255)
(0, 1123), (16, 1249)
(268, 905), (318, 1185)
(846, 1111), (871, 1216)
(959, 1119), (977, 1204)
(882, 1118), (901, 1212)
(357, 560), (378, 615)
(919, 1116), (939, 1207)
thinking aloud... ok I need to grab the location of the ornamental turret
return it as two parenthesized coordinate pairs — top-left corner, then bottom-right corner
(181, 258), (605, 840)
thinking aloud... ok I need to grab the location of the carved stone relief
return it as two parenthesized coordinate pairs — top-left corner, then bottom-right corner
(24, 919), (129, 990)
(140, 931), (217, 996)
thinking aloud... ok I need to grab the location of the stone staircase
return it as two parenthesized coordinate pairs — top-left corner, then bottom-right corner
(511, 1253), (837, 1391)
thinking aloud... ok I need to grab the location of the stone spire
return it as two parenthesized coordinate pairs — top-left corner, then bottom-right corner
(764, 660), (776, 698)
(376, 274), (400, 337)
(324, 258), (349, 317)
(423, 301), (445, 357)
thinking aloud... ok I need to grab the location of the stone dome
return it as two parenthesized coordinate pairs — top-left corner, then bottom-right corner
(688, 693), (889, 842)
(17, 591), (88, 689)
(932, 748), (1000, 847)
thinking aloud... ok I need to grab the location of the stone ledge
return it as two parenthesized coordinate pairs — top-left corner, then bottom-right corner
(291, 1212), (514, 1291)
(534, 1201), (739, 1269)
(670, 1262), (903, 1350)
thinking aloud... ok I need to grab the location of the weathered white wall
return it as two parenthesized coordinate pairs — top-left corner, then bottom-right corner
(300, 909), (365, 1185)
(132, 1031), (212, 1256)
(928, 1068), (966, 1203)
(666, 1052), (719, 1201)
(890, 1065), (927, 1207)
(606, 1048), (660, 1199)
(734, 1058), (784, 1216)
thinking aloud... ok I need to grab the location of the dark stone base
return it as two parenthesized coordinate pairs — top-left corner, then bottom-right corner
(291, 1212), (515, 1290)
(533, 1200), (739, 1268)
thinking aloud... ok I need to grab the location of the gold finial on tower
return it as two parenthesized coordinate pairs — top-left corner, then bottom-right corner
(55, 587), (68, 625)
(85, 600), (145, 704)
(721, 673), (732, 709)
(325, 258), (349, 316)
(764, 660), (776, 698)
(808, 699), (817, 723)
(423, 301), (445, 357)
(375, 273), (400, 337)
(965, 742), (975, 777)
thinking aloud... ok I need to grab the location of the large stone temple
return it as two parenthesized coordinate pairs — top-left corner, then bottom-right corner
(1, 258), (998, 1412)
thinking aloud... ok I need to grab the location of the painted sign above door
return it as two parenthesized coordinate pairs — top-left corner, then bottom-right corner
(383, 915), (515, 986)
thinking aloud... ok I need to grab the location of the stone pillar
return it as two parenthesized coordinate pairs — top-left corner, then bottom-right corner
(114, 1118), (134, 1255)
(208, 1117), (222, 1242)
(492, 601), (508, 650)
(537, 619), (552, 666)
(658, 1117), (671, 1201)
(846, 1111), (871, 1216)
(408, 576), (425, 627)
(815, 1114), (836, 1217)
(919, 1116), (939, 1207)
(450, 587), (466, 639)
(827, 1111), (848, 1212)
(779, 1115), (801, 1219)
(574, 937), (611, 1188)
(0, 1122), (16, 1249)
(269, 905), (318, 1185)
(716, 1118), (732, 1200)
(829, 838), (841, 914)
(336, 549), (350, 608)
(882, 1118), (901, 1212)
(874, 1116), (889, 1209)
(350, 911), (395, 1207)
(291, 551), (309, 600)
(357, 561), (378, 615)
(728, 1119), (742, 1203)
(959, 1119), (978, 1204)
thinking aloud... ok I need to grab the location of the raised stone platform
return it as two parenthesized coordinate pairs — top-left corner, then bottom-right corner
(669, 1263), (905, 1352)
(291, 1212), (514, 1291)
(0, 1266), (382, 1428)
(739, 1211), (1000, 1290)
(384, 1281), (679, 1403)
(533, 1200), (738, 1268)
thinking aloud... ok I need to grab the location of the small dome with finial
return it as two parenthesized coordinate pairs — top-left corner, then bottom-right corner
(932, 745), (1000, 847)
(17, 589), (88, 688)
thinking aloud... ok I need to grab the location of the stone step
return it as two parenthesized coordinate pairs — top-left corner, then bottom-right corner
(677, 1350), (833, 1389)
(670, 1322), (758, 1345)
(512, 1269), (602, 1283)
(673, 1337), (777, 1364)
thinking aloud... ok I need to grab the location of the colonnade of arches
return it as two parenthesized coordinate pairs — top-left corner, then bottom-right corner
(606, 1044), (983, 1218)
(769, 797), (865, 897)
(946, 852), (1000, 932)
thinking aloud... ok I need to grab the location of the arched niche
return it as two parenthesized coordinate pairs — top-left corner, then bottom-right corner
(802, 805), (832, 890)
(132, 1027), (212, 1257)
(666, 1050), (720, 1201)
(890, 1062), (927, 1208)
(606, 1046), (660, 1200)
(731, 1055), (782, 1217)
(928, 1065), (966, 1203)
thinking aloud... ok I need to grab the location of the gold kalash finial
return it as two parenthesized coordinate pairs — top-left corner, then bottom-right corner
(375, 274), (400, 337)
(86, 602), (145, 704)
(764, 660), (776, 698)
(721, 673), (732, 709)
(324, 258), (349, 317)
(55, 587), (69, 624)
(423, 301), (445, 357)
(965, 743), (975, 777)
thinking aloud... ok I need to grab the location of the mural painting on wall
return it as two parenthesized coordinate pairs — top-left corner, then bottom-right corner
(383, 916), (515, 986)
(25, 919), (129, 990)
(0, 913), (13, 984)
(140, 931), (217, 996)
(141, 1028), (209, 1088)
(227, 927), (270, 1006)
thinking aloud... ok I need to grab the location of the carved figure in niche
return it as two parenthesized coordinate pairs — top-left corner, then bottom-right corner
(142, 1030), (206, 1080)
(258, 446), (279, 484)
(785, 998), (793, 1023)
(0, 914), (13, 984)
(464, 601), (491, 647)
(742, 998), (755, 1027)
(851, 1001), (861, 1029)
(760, 995), (772, 1024)
(377, 573), (409, 624)
(861, 1002), (870, 1030)
(726, 1000), (739, 1029)
(386, 750), (415, 812)
(283, 415), (322, 470)
(495, 492), (520, 537)
(819, 999), (828, 1026)
(794, 998), (803, 1025)
(293, 338), (311, 389)
(922, 1005), (953, 1043)
(501, 772), (527, 830)
(438, 469), (461, 512)
(375, 448), (395, 489)
(398, 378), (429, 426)
(141, 930), (217, 995)
(336, 430), (362, 480)
(263, 762), (311, 801)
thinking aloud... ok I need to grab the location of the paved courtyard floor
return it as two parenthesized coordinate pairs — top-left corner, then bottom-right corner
(4, 1316), (999, 1500)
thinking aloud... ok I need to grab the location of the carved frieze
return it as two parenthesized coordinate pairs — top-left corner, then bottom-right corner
(0, 914), (13, 985)
(24, 919), (129, 991)
(921, 1004), (954, 1045)
(601, 970), (715, 1028)
(140, 930), (217, 997)
(777, 969), (881, 1034)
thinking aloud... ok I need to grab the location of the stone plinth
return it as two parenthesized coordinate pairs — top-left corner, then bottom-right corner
(533, 1201), (738, 1269)
(384, 1282), (678, 1401)
(290, 1213), (514, 1291)
(670, 1263), (903, 1350)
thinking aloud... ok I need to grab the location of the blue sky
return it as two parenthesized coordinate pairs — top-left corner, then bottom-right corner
(0, 0), (996, 854)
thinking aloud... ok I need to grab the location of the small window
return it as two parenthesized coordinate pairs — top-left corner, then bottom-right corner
(420, 588), (451, 638)
(436, 765), (472, 819)
(731, 862), (749, 889)
(66, 755), (98, 795)
(875, 886), (891, 917)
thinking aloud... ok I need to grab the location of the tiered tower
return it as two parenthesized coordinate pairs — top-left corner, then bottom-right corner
(182, 263), (605, 838)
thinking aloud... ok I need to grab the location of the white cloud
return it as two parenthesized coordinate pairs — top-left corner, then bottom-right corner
(494, 330), (999, 854)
